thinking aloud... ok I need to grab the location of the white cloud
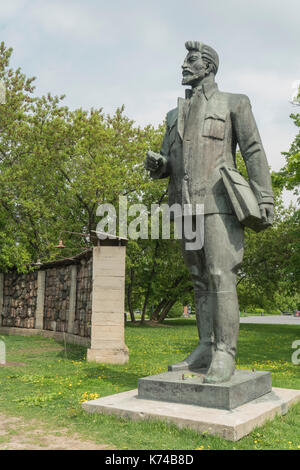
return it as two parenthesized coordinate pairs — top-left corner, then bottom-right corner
(0, 0), (27, 19)
(228, 71), (295, 103)
(27, 0), (112, 43)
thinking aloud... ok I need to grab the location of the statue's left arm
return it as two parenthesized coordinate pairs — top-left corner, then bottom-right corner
(232, 95), (274, 225)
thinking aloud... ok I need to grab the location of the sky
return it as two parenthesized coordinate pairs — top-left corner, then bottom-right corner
(1, 0), (299, 203)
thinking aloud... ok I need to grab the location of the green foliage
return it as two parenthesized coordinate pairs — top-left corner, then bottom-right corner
(0, 43), (163, 271)
(168, 301), (184, 318)
(274, 86), (300, 199)
(0, 42), (193, 320)
(238, 201), (299, 310)
(235, 147), (299, 312)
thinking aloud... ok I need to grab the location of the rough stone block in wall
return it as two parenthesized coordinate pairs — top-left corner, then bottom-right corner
(75, 255), (93, 337)
(43, 266), (71, 333)
(1, 271), (38, 328)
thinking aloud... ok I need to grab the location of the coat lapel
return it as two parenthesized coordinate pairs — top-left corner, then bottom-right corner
(177, 97), (188, 140)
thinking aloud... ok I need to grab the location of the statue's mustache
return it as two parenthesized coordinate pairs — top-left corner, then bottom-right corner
(182, 69), (194, 76)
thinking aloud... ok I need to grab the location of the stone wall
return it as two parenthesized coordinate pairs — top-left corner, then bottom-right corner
(1, 271), (38, 328)
(0, 250), (92, 337)
(74, 257), (93, 337)
(44, 265), (71, 333)
(0, 243), (129, 364)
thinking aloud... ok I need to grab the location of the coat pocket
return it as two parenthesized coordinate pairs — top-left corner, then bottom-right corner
(203, 113), (226, 140)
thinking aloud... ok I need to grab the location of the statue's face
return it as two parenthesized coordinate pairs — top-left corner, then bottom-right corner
(181, 50), (207, 86)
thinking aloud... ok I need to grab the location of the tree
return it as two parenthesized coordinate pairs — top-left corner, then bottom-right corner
(237, 202), (299, 310)
(0, 42), (164, 272)
(126, 237), (193, 323)
(273, 85), (300, 199)
(0, 42), (37, 270)
(0, 41), (191, 322)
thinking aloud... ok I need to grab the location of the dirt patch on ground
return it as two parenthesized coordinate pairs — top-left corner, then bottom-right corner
(0, 414), (115, 450)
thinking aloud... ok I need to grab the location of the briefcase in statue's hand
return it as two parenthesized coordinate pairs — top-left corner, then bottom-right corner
(220, 166), (271, 233)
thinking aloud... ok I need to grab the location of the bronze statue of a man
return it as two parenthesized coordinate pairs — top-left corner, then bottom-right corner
(145, 41), (274, 383)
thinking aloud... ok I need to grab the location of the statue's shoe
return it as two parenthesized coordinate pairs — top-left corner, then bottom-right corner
(204, 350), (235, 384)
(168, 343), (213, 372)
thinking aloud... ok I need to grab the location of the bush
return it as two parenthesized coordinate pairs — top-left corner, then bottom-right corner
(168, 302), (184, 318)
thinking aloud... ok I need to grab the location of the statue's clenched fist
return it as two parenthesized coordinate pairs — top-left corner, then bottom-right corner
(259, 203), (274, 227)
(145, 150), (165, 172)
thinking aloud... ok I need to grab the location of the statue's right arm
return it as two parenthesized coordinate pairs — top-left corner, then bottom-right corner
(146, 119), (171, 180)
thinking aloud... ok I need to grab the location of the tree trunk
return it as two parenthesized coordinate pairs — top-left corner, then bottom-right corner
(157, 299), (177, 323)
(150, 275), (188, 322)
(151, 298), (168, 321)
(127, 268), (136, 322)
(141, 241), (159, 324)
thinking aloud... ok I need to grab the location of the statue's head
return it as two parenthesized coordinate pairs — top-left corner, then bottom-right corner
(182, 41), (219, 86)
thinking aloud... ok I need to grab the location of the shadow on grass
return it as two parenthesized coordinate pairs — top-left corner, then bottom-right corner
(55, 343), (87, 361)
(53, 340), (140, 389)
(126, 318), (197, 328)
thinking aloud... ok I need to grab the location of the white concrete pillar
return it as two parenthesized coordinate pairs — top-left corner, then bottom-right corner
(35, 270), (45, 330)
(0, 273), (3, 327)
(0, 339), (5, 365)
(67, 265), (77, 334)
(87, 244), (129, 364)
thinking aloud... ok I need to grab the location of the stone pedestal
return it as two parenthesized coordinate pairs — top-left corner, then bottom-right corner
(82, 386), (300, 441)
(138, 369), (272, 410)
(87, 243), (129, 364)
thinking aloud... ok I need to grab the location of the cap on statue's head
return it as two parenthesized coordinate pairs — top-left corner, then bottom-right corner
(185, 41), (219, 75)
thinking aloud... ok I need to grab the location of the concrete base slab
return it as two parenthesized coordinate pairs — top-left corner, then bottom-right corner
(82, 387), (300, 441)
(138, 369), (272, 410)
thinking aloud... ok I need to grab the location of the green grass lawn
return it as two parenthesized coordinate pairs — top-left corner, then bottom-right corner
(0, 320), (300, 450)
